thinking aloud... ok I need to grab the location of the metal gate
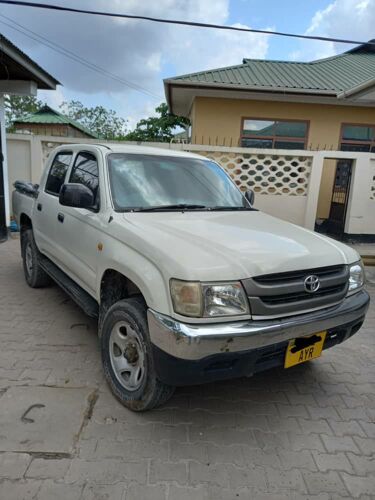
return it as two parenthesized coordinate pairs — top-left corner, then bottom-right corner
(327, 159), (352, 236)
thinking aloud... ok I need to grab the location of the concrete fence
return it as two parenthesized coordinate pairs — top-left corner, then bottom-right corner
(6, 133), (375, 235)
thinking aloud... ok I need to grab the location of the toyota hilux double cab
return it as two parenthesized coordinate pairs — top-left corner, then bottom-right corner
(13, 144), (370, 411)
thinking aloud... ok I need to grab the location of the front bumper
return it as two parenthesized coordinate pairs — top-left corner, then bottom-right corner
(147, 290), (369, 386)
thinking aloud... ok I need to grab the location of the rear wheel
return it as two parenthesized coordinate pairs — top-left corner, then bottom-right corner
(101, 297), (175, 411)
(21, 229), (51, 288)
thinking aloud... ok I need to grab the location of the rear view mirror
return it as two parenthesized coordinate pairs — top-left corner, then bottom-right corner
(59, 183), (94, 209)
(245, 189), (255, 206)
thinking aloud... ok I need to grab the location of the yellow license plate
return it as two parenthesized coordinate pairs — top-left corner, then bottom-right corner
(284, 331), (327, 368)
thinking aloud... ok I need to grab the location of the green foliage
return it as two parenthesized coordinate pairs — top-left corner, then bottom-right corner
(5, 97), (185, 142)
(60, 100), (128, 140)
(5, 95), (44, 130)
(125, 103), (190, 142)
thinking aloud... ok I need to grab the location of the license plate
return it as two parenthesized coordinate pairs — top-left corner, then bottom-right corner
(284, 331), (327, 368)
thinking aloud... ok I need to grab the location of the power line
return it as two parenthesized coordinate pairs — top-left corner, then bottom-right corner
(0, 0), (374, 47)
(0, 15), (162, 99)
(0, 14), (163, 99)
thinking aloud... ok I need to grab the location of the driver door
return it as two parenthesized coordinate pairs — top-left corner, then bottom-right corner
(54, 150), (103, 294)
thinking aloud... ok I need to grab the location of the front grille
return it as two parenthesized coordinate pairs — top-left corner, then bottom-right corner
(253, 264), (345, 285)
(242, 264), (349, 317)
(261, 284), (347, 305)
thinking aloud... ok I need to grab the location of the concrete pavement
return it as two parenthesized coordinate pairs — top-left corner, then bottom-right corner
(0, 237), (374, 499)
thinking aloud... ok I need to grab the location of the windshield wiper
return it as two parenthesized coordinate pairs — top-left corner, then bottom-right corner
(208, 206), (255, 211)
(133, 204), (208, 212)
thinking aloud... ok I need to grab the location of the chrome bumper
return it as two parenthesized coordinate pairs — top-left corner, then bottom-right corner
(147, 290), (369, 361)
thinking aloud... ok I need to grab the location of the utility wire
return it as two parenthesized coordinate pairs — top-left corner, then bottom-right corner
(0, 0), (374, 47)
(0, 13), (162, 99)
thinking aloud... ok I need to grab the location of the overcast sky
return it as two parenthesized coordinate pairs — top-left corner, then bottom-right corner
(0, 0), (374, 129)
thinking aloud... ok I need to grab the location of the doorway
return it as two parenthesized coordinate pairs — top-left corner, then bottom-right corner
(326, 159), (353, 236)
(315, 158), (353, 239)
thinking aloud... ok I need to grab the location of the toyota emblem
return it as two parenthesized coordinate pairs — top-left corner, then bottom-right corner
(304, 275), (320, 293)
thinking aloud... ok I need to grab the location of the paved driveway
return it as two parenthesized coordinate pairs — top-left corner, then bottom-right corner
(0, 237), (374, 500)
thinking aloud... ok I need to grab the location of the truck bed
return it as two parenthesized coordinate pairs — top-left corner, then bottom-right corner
(12, 181), (38, 225)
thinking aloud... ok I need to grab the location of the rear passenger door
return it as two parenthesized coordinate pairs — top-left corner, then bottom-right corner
(33, 151), (72, 260)
(55, 151), (102, 294)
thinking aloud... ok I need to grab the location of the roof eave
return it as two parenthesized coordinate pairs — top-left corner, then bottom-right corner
(165, 79), (338, 97)
(164, 80), (173, 113)
(1, 35), (60, 89)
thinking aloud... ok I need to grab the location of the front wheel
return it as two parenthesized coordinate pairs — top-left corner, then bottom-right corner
(101, 297), (175, 411)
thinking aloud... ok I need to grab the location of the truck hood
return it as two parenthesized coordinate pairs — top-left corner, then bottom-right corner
(122, 211), (359, 281)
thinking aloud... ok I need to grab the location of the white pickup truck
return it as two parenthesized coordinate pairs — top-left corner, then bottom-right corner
(13, 144), (369, 411)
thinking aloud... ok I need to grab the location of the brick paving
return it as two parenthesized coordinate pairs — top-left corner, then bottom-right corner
(0, 237), (374, 500)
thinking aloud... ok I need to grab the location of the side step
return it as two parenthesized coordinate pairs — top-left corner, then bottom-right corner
(40, 257), (99, 318)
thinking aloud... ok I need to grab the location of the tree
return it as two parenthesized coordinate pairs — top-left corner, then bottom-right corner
(5, 95), (44, 130)
(60, 100), (128, 140)
(125, 103), (190, 142)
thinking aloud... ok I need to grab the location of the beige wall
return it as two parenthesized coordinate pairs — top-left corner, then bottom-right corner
(191, 97), (375, 150)
(6, 134), (375, 235)
(7, 137), (32, 204)
(191, 97), (375, 219)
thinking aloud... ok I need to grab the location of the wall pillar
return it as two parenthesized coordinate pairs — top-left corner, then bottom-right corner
(344, 155), (373, 235)
(30, 135), (43, 184)
(304, 152), (323, 230)
(0, 95), (9, 239)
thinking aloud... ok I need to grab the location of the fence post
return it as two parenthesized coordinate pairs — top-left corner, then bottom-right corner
(304, 152), (323, 230)
(344, 154), (372, 234)
(30, 135), (43, 184)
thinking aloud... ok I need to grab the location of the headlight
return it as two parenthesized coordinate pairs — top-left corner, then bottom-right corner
(348, 261), (365, 294)
(170, 279), (249, 317)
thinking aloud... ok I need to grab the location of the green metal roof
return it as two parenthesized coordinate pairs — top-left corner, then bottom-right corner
(165, 42), (375, 96)
(15, 105), (98, 138)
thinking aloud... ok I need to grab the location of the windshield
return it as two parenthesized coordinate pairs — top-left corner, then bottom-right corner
(107, 153), (250, 211)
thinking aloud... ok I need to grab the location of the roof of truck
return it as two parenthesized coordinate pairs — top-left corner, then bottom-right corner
(56, 143), (206, 160)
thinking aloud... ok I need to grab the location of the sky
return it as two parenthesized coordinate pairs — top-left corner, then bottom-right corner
(0, 0), (374, 129)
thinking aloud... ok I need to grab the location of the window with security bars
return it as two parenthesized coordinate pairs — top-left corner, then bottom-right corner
(241, 118), (308, 149)
(340, 124), (375, 152)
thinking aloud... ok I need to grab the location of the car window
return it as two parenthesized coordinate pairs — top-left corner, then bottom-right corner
(69, 152), (99, 206)
(45, 152), (72, 195)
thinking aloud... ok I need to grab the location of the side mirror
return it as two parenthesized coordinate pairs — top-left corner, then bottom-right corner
(244, 189), (255, 206)
(59, 183), (94, 209)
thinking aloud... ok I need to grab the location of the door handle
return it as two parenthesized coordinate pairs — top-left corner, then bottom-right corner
(57, 213), (64, 223)
(37, 203), (42, 211)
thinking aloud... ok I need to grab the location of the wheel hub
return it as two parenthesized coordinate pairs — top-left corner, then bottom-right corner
(124, 343), (139, 364)
(109, 321), (146, 391)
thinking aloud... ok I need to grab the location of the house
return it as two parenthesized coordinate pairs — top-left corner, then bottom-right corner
(13, 105), (97, 139)
(164, 40), (375, 239)
(0, 33), (59, 240)
(172, 129), (189, 143)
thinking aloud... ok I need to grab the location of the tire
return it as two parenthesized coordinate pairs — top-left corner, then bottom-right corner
(21, 229), (51, 288)
(101, 297), (175, 411)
